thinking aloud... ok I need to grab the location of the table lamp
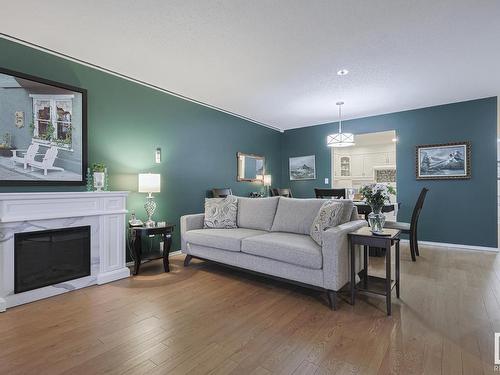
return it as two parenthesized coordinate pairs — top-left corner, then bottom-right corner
(138, 173), (161, 227)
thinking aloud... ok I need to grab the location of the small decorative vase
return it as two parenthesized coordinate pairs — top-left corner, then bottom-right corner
(368, 204), (386, 233)
(93, 172), (105, 192)
(85, 168), (93, 191)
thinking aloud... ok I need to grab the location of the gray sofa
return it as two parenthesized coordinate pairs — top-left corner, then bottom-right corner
(180, 196), (367, 309)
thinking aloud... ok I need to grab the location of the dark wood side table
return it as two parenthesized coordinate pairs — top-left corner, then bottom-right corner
(130, 224), (174, 275)
(348, 227), (401, 315)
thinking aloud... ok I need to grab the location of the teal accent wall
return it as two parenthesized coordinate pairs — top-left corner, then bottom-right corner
(282, 98), (498, 248)
(0, 38), (282, 252)
(1, 38), (497, 249)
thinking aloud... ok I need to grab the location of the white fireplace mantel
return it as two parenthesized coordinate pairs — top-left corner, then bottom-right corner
(0, 191), (130, 312)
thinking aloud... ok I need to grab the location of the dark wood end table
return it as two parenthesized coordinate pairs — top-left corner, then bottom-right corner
(130, 224), (175, 275)
(348, 227), (401, 315)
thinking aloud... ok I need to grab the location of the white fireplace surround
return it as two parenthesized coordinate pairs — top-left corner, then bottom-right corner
(0, 191), (130, 312)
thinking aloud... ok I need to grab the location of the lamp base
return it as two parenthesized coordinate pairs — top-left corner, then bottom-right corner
(144, 195), (157, 228)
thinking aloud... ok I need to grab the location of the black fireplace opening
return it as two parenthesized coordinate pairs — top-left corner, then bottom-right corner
(15, 226), (91, 294)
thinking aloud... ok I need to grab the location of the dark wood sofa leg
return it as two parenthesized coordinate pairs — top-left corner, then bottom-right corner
(327, 290), (338, 310)
(184, 255), (193, 267)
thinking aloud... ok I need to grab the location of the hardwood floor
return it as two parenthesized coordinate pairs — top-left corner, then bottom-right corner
(1, 244), (500, 374)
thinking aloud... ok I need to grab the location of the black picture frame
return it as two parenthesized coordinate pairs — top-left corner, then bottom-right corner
(0, 67), (87, 186)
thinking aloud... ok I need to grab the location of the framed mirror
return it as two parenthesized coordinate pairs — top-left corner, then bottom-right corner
(237, 152), (265, 182)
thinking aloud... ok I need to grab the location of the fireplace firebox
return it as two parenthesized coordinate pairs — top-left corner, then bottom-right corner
(14, 226), (91, 294)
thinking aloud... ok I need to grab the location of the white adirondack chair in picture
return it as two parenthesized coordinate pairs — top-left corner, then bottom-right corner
(29, 146), (64, 175)
(11, 143), (40, 169)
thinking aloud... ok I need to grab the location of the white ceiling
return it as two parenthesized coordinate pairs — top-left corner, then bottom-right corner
(1, 0), (499, 131)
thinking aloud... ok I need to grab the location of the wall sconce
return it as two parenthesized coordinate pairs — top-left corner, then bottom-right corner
(155, 148), (161, 163)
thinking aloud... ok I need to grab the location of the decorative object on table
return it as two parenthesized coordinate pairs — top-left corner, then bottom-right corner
(358, 183), (396, 234)
(85, 167), (93, 191)
(326, 101), (355, 148)
(15, 111), (24, 128)
(92, 163), (106, 192)
(203, 195), (238, 229)
(237, 152), (265, 182)
(249, 191), (264, 198)
(138, 173), (161, 227)
(157, 221), (166, 227)
(129, 223), (174, 275)
(416, 142), (470, 180)
(128, 209), (144, 227)
(289, 155), (316, 180)
(0, 66), (87, 185)
(310, 200), (354, 245)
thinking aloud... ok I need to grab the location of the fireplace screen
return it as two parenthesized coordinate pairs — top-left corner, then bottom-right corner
(14, 226), (91, 294)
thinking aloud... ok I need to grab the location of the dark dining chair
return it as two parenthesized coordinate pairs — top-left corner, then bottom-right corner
(212, 188), (233, 198)
(314, 188), (346, 199)
(385, 187), (429, 262)
(270, 188), (293, 198)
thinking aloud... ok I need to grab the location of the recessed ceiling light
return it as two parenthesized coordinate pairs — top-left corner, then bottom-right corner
(337, 69), (349, 76)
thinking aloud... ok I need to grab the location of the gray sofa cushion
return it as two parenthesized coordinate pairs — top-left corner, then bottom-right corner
(204, 196), (238, 229)
(271, 198), (325, 235)
(241, 232), (322, 269)
(184, 228), (267, 252)
(237, 196), (279, 231)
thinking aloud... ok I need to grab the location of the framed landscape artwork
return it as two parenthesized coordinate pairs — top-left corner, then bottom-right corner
(416, 142), (470, 180)
(0, 67), (87, 185)
(289, 155), (316, 180)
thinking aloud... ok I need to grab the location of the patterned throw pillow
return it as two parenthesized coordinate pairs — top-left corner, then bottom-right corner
(204, 196), (238, 229)
(310, 200), (352, 245)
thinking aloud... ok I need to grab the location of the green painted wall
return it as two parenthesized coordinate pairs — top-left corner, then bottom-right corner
(1, 38), (497, 250)
(282, 98), (498, 248)
(0, 38), (282, 252)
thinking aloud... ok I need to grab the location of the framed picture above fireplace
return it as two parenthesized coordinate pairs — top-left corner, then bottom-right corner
(0, 67), (87, 185)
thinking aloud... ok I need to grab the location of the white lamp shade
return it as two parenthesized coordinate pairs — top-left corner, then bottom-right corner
(263, 174), (272, 186)
(327, 133), (355, 147)
(138, 173), (161, 193)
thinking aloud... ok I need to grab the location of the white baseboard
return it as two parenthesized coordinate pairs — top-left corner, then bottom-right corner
(125, 250), (182, 267)
(400, 239), (498, 253)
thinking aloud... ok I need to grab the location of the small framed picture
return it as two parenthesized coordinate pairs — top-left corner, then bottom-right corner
(289, 155), (316, 180)
(416, 142), (471, 180)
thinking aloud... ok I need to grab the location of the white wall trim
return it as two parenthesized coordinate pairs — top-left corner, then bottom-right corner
(400, 239), (498, 253)
(0, 33), (282, 133)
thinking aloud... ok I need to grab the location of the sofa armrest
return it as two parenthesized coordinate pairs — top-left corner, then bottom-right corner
(321, 219), (368, 291)
(180, 213), (205, 253)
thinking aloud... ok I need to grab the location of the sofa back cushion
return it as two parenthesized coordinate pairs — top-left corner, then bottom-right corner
(271, 198), (325, 235)
(237, 196), (279, 231)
